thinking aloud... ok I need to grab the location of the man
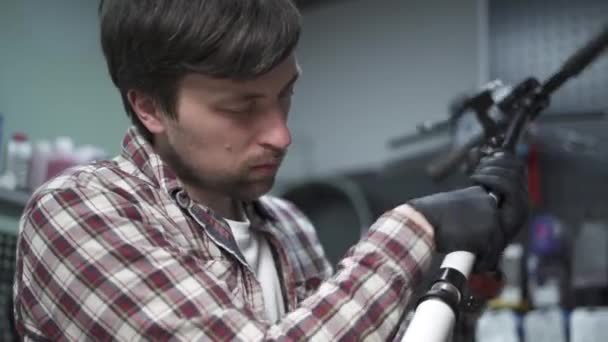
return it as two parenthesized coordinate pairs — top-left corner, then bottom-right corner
(13, 0), (529, 340)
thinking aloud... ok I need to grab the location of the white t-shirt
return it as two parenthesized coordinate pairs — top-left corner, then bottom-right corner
(225, 217), (285, 323)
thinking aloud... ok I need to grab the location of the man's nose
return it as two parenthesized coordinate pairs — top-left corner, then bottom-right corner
(259, 108), (292, 151)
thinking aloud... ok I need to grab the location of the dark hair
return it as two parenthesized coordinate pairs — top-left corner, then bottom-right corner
(99, 0), (302, 140)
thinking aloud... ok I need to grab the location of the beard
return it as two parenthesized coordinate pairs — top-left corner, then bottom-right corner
(157, 138), (281, 201)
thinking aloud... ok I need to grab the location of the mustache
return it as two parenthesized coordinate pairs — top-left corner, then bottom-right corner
(249, 149), (287, 166)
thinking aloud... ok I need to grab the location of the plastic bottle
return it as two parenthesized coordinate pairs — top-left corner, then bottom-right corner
(523, 309), (567, 342)
(6, 132), (33, 190)
(498, 244), (525, 306)
(28, 140), (53, 191)
(476, 309), (519, 342)
(46, 137), (76, 180)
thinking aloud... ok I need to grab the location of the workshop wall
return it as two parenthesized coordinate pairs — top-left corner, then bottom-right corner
(281, 0), (485, 181)
(0, 0), (127, 155)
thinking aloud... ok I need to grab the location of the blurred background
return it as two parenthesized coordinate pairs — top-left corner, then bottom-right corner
(1, 0), (607, 341)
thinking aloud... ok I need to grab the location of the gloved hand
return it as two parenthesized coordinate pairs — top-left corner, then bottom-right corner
(470, 151), (529, 245)
(408, 151), (529, 270)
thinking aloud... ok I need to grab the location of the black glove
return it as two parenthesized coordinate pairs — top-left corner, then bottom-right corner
(470, 151), (529, 244)
(408, 151), (529, 270)
(408, 186), (500, 255)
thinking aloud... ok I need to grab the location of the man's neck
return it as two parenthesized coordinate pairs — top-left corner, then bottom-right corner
(150, 139), (244, 221)
(182, 184), (244, 221)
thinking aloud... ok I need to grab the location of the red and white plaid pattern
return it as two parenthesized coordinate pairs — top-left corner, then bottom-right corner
(14, 127), (434, 341)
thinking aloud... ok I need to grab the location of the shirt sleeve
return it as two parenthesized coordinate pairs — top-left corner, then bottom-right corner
(14, 186), (435, 341)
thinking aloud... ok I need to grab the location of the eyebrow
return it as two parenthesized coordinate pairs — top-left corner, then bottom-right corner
(229, 72), (300, 102)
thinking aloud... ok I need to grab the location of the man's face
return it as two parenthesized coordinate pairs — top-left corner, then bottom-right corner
(153, 55), (299, 201)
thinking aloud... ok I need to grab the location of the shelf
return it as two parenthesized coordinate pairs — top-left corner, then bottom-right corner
(0, 188), (30, 213)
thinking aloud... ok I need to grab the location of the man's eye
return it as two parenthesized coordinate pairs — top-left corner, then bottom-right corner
(224, 107), (250, 114)
(222, 103), (254, 115)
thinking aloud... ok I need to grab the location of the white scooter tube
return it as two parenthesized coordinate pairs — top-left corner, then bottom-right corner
(401, 251), (476, 342)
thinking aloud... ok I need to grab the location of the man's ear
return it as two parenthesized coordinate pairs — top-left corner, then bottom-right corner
(127, 89), (167, 134)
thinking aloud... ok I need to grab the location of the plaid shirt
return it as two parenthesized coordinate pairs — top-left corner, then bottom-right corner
(14, 127), (434, 341)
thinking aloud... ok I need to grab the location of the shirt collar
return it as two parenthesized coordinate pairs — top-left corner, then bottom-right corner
(120, 127), (182, 195)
